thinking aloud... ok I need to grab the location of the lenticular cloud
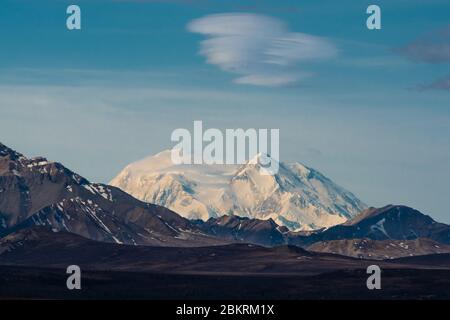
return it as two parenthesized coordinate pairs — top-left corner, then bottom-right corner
(188, 13), (337, 87)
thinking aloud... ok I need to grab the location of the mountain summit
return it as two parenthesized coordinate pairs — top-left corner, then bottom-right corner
(110, 150), (367, 231)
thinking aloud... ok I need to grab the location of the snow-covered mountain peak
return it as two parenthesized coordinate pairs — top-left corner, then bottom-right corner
(122, 149), (175, 174)
(110, 150), (367, 231)
(247, 152), (274, 165)
(288, 162), (312, 178)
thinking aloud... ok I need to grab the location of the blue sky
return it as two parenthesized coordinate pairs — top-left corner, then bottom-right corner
(0, 0), (449, 222)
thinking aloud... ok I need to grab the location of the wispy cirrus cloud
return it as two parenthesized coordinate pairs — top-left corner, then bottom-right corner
(416, 74), (450, 91)
(397, 25), (450, 63)
(187, 13), (337, 87)
(397, 25), (450, 91)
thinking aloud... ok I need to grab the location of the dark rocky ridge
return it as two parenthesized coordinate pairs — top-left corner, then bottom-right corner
(194, 215), (288, 246)
(289, 205), (450, 246)
(195, 205), (450, 257)
(0, 142), (226, 246)
(308, 238), (450, 260)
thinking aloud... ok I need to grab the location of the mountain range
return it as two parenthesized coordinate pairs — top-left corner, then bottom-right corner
(110, 150), (367, 231)
(1, 142), (450, 299)
(1, 142), (450, 259)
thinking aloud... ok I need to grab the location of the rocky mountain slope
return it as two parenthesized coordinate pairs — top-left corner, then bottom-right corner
(192, 205), (450, 260)
(194, 215), (289, 246)
(308, 238), (450, 260)
(291, 205), (450, 246)
(0, 142), (225, 246)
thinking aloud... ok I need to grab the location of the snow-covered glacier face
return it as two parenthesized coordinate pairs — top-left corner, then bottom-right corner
(110, 150), (367, 231)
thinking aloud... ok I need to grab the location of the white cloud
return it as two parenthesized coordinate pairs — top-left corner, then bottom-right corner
(188, 13), (337, 87)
